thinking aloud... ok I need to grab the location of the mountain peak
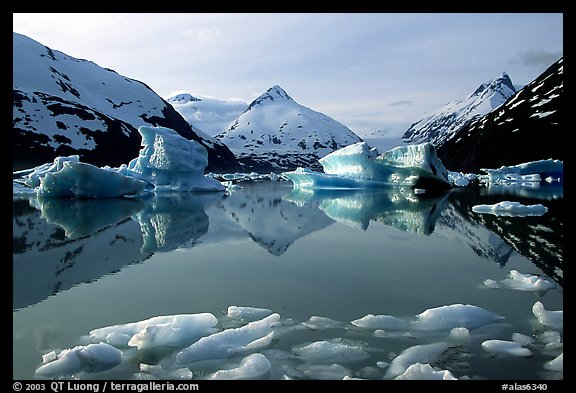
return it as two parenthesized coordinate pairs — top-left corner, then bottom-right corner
(245, 85), (293, 112)
(166, 93), (202, 104)
(472, 73), (515, 97)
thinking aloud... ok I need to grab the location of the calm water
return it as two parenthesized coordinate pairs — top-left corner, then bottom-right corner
(13, 180), (563, 380)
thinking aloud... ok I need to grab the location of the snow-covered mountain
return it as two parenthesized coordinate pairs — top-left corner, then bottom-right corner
(166, 93), (247, 137)
(215, 85), (363, 171)
(402, 73), (517, 146)
(437, 58), (563, 173)
(12, 33), (239, 172)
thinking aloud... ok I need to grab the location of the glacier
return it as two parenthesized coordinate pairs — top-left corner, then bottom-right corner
(14, 126), (225, 198)
(283, 142), (451, 192)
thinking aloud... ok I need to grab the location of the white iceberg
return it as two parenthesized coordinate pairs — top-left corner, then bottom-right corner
(292, 340), (370, 364)
(384, 342), (452, 378)
(123, 126), (225, 192)
(483, 270), (557, 292)
(543, 352), (563, 372)
(176, 313), (280, 364)
(481, 340), (533, 357)
(227, 306), (273, 322)
(481, 159), (563, 185)
(127, 314), (220, 350)
(393, 363), (457, 380)
(36, 343), (122, 377)
(302, 316), (346, 330)
(410, 304), (504, 331)
(472, 201), (548, 217)
(532, 301), (563, 330)
(351, 314), (409, 330)
(283, 142), (451, 191)
(209, 353), (272, 380)
(89, 313), (218, 348)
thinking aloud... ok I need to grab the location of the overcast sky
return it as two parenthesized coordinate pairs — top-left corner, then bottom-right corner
(13, 13), (563, 136)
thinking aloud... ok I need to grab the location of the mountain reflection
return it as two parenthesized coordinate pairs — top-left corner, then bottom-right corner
(13, 181), (563, 310)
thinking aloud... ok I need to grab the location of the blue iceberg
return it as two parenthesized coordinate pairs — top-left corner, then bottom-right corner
(14, 126), (225, 198)
(283, 142), (451, 192)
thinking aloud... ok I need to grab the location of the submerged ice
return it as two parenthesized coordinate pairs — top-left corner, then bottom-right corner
(283, 142), (451, 191)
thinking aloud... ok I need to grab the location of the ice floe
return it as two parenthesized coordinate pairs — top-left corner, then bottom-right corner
(472, 201), (548, 217)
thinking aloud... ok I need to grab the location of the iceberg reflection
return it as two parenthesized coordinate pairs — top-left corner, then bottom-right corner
(284, 187), (450, 235)
(134, 192), (224, 253)
(12, 191), (224, 310)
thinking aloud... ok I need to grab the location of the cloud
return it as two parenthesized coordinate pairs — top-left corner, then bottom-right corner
(388, 100), (412, 107)
(511, 49), (563, 68)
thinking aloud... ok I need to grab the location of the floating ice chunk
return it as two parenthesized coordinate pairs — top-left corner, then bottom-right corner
(351, 314), (409, 330)
(483, 270), (557, 292)
(410, 304), (504, 331)
(512, 333), (535, 346)
(472, 201), (548, 217)
(481, 159), (563, 185)
(292, 340), (370, 364)
(543, 352), (563, 372)
(36, 343), (122, 377)
(209, 353), (272, 380)
(532, 301), (563, 330)
(448, 327), (470, 341)
(127, 314), (220, 350)
(176, 313), (280, 363)
(18, 155), (80, 188)
(138, 364), (193, 380)
(302, 316), (346, 330)
(376, 361), (390, 369)
(393, 363), (458, 380)
(537, 330), (562, 351)
(448, 171), (477, 187)
(384, 342), (452, 378)
(227, 306), (273, 322)
(298, 364), (352, 380)
(37, 161), (147, 198)
(125, 126), (225, 192)
(283, 142), (451, 191)
(90, 313), (218, 348)
(481, 340), (533, 357)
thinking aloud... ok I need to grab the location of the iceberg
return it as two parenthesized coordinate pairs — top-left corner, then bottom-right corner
(89, 313), (218, 348)
(176, 313), (280, 364)
(481, 159), (563, 185)
(209, 353), (272, 380)
(410, 304), (504, 331)
(13, 126), (225, 198)
(532, 301), (563, 330)
(123, 126), (225, 192)
(384, 342), (452, 379)
(351, 314), (409, 331)
(472, 201), (548, 217)
(36, 343), (122, 377)
(481, 340), (533, 357)
(393, 363), (457, 380)
(483, 270), (557, 292)
(38, 160), (147, 198)
(283, 142), (451, 192)
(292, 340), (371, 364)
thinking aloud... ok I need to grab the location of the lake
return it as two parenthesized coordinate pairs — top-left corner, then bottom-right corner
(13, 179), (563, 381)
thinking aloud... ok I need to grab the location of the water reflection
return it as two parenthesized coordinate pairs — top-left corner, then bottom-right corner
(134, 192), (224, 253)
(284, 187), (450, 234)
(219, 183), (334, 255)
(13, 182), (563, 310)
(481, 182), (563, 201)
